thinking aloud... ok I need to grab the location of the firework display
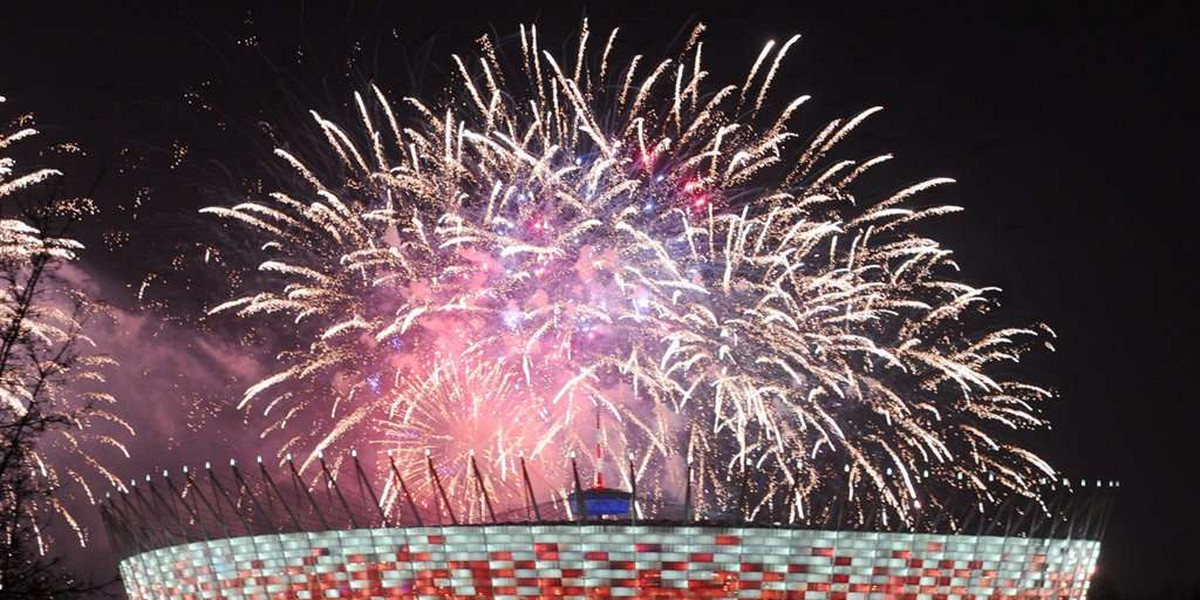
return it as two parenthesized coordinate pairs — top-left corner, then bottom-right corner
(1, 98), (127, 551)
(202, 22), (1062, 526)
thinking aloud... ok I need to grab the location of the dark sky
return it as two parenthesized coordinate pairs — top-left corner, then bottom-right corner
(1, 1), (1194, 596)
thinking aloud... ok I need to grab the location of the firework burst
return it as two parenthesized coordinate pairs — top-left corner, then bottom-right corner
(375, 357), (561, 520)
(206, 22), (1057, 522)
(1, 98), (127, 551)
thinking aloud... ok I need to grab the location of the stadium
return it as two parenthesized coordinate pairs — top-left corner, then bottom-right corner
(103, 453), (1110, 600)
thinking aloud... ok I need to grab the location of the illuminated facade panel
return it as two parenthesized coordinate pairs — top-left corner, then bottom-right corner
(120, 524), (1099, 599)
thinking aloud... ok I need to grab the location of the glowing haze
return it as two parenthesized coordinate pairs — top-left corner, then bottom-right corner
(203, 22), (1058, 525)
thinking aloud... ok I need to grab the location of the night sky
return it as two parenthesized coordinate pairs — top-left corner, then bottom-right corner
(1, 1), (1193, 596)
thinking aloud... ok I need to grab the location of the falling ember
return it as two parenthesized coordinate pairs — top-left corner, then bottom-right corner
(205, 21), (1058, 522)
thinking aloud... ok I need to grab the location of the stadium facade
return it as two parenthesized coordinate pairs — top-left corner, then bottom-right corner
(105, 457), (1109, 600)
